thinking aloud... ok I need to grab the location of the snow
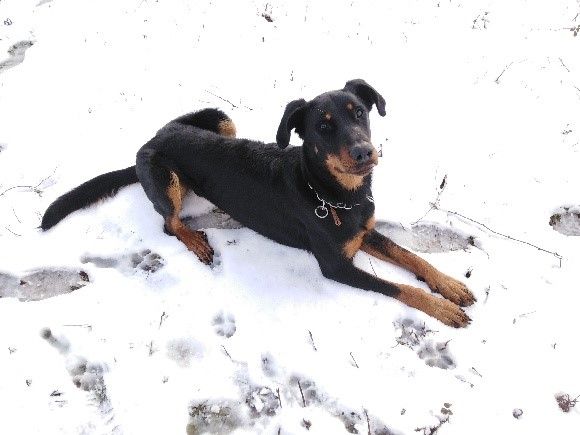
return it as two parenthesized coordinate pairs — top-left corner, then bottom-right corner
(1, 0), (579, 434)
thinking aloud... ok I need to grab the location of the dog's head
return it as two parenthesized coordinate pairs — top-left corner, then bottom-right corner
(276, 79), (385, 191)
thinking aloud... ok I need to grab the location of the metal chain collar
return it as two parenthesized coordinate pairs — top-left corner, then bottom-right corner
(307, 182), (374, 220)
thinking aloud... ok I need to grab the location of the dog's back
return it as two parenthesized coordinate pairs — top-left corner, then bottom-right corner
(41, 109), (235, 230)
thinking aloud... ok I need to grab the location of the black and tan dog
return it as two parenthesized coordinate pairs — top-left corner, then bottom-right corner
(42, 79), (475, 327)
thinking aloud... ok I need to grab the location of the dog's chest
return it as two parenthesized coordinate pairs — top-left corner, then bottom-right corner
(306, 200), (375, 258)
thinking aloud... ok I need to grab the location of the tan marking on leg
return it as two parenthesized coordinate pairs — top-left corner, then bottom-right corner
(165, 172), (213, 264)
(365, 215), (376, 231)
(342, 217), (375, 259)
(217, 119), (236, 138)
(168, 171), (187, 202)
(343, 230), (366, 259)
(395, 284), (471, 328)
(362, 236), (475, 306)
(325, 112), (332, 120)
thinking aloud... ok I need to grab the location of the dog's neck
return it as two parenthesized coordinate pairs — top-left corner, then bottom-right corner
(300, 148), (373, 206)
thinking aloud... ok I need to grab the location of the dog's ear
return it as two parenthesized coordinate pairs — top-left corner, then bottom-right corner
(276, 99), (308, 148)
(343, 79), (386, 116)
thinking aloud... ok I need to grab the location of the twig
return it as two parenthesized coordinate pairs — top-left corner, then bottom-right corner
(148, 340), (155, 356)
(435, 204), (563, 264)
(471, 367), (483, 378)
(297, 380), (306, 407)
(483, 286), (491, 303)
(439, 339), (451, 351)
(415, 414), (450, 435)
(0, 185), (33, 197)
(159, 311), (167, 328)
(349, 352), (359, 368)
(559, 57), (570, 72)
(276, 388), (282, 408)
(4, 226), (22, 236)
(364, 409), (371, 435)
(62, 324), (92, 330)
(495, 61), (514, 84)
(368, 258), (377, 277)
(412, 174), (447, 224)
(455, 375), (474, 388)
(221, 345), (232, 360)
(308, 330), (317, 351)
(0, 170), (56, 198)
(12, 208), (21, 223)
(204, 89), (239, 109)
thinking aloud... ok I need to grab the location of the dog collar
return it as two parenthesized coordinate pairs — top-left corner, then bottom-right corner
(307, 182), (374, 225)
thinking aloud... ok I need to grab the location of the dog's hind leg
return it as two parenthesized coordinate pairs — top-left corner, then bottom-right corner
(135, 149), (214, 265)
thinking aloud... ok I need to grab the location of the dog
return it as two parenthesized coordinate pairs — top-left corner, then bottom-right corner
(42, 79), (475, 327)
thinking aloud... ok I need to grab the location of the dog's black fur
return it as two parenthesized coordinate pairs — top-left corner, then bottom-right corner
(42, 79), (475, 327)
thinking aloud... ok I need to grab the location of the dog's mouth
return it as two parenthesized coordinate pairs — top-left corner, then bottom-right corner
(349, 161), (376, 176)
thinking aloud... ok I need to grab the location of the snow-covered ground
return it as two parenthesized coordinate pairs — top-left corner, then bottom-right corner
(1, 0), (579, 434)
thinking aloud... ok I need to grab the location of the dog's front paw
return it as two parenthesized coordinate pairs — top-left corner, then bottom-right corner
(429, 296), (471, 328)
(398, 285), (471, 328)
(428, 274), (476, 307)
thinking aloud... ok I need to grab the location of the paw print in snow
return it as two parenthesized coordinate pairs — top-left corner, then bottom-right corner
(81, 249), (165, 274)
(129, 249), (164, 273)
(417, 340), (455, 369)
(394, 318), (456, 370)
(212, 312), (236, 338)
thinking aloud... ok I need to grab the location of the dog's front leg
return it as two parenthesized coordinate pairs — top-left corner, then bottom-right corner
(317, 256), (471, 328)
(361, 230), (476, 307)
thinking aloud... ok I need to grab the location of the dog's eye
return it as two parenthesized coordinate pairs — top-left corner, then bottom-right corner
(319, 122), (332, 132)
(355, 107), (364, 119)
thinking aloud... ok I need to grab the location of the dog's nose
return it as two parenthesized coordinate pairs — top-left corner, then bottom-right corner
(349, 144), (374, 164)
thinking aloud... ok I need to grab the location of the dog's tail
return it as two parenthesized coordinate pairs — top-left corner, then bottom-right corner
(41, 166), (139, 230)
(41, 109), (236, 231)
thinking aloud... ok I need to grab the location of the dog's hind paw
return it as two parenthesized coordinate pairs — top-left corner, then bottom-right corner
(186, 230), (214, 265)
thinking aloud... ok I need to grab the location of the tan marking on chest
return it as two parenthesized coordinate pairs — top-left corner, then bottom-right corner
(325, 152), (364, 191)
(342, 215), (376, 259)
(347, 102), (354, 110)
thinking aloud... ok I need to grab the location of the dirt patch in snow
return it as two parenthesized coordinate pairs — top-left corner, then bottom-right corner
(0, 41), (34, 73)
(549, 206), (580, 236)
(81, 249), (165, 274)
(183, 208), (242, 231)
(0, 269), (89, 301)
(375, 220), (476, 253)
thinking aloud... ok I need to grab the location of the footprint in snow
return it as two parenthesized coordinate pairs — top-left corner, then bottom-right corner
(0, 269), (90, 301)
(212, 312), (236, 338)
(40, 328), (108, 401)
(375, 220), (477, 253)
(81, 249), (165, 274)
(549, 205), (580, 236)
(394, 318), (456, 370)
